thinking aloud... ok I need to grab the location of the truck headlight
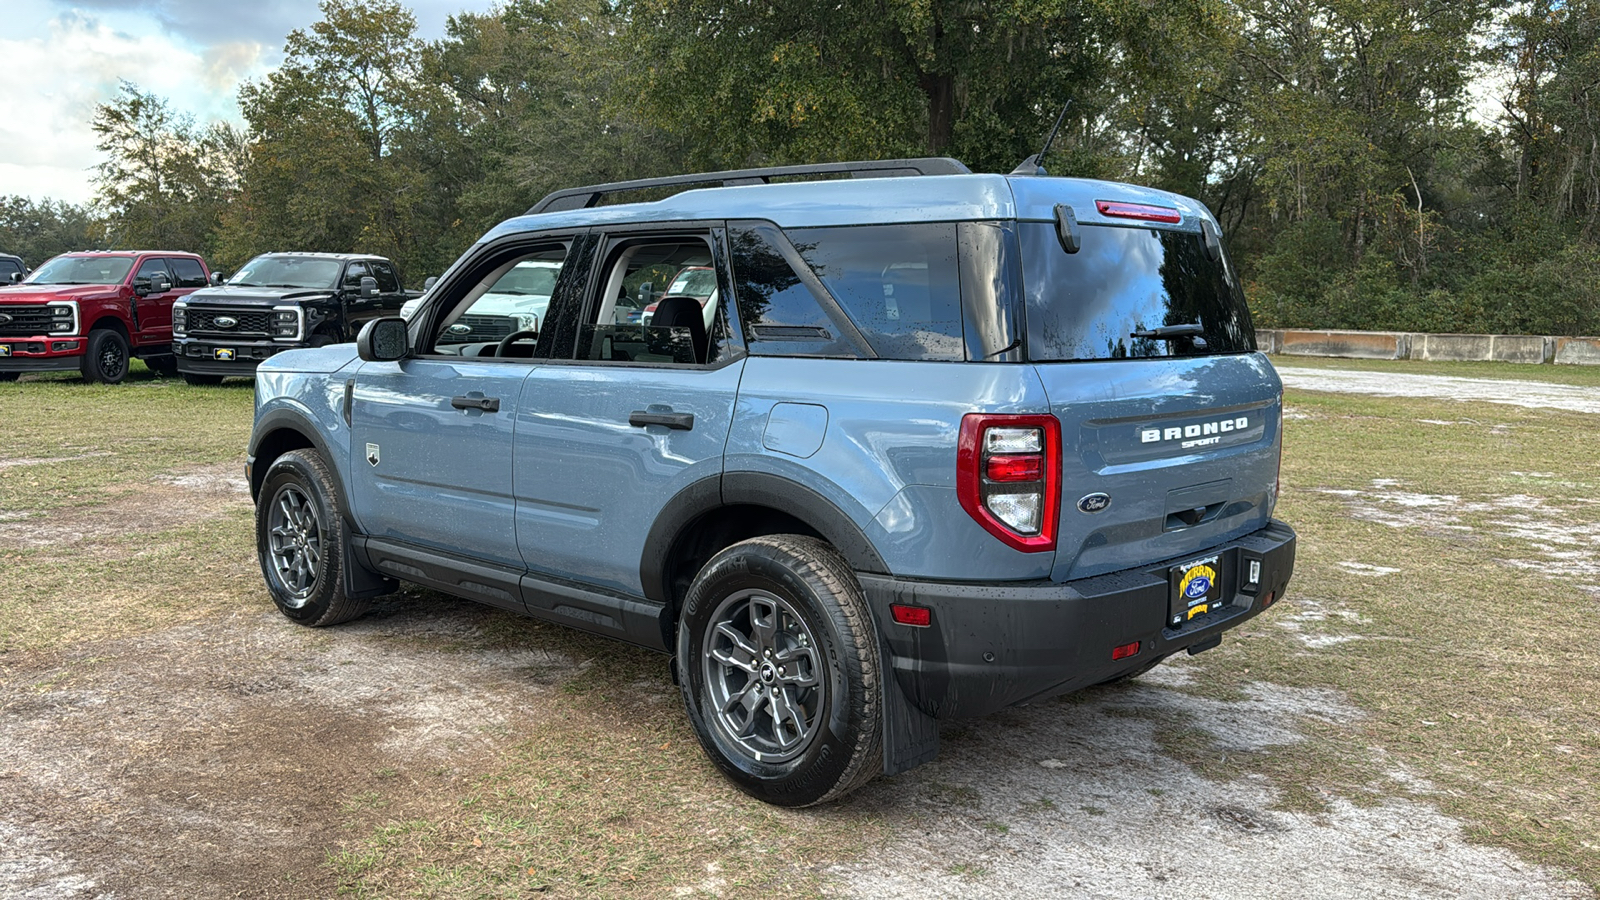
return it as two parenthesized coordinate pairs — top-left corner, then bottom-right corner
(48, 302), (78, 335)
(171, 303), (187, 336)
(272, 308), (302, 340)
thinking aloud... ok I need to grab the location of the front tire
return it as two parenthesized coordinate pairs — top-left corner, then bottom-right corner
(80, 329), (129, 384)
(256, 449), (368, 626)
(678, 535), (881, 806)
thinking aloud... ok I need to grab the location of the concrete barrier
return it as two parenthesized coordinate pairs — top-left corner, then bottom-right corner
(1554, 337), (1600, 366)
(1256, 329), (1597, 365)
(1276, 329), (1409, 360)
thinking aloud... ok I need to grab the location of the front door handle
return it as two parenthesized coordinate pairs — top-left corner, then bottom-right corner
(629, 409), (694, 430)
(451, 395), (500, 412)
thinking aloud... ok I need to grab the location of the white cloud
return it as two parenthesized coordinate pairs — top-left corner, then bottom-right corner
(0, 0), (499, 206)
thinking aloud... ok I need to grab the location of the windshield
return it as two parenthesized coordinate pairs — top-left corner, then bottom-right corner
(229, 256), (343, 289)
(666, 267), (717, 299)
(26, 256), (135, 285)
(1020, 223), (1255, 361)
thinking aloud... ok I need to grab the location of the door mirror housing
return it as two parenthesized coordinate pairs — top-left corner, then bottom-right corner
(209, 271), (226, 285)
(360, 275), (380, 298)
(8, 271), (22, 284)
(138, 273), (172, 295)
(357, 317), (409, 362)
(423, 275), (438, 290)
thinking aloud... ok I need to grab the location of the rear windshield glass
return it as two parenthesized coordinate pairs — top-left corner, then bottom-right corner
(1020, 223), (1254, 362)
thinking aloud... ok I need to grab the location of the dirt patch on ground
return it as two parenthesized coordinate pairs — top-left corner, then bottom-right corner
(0, 461), (248, 554)
(0, 596), (582, 899)
(826, 659), (1590, 899)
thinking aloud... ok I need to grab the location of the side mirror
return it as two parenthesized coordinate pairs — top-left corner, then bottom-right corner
(360, 275), (380, 298)
(423, 275), (438, 290)
(8, 272), (21, 284)
(357, 317), (409, 362)
(139, 274), (172, 295)
(209, 272), (226, 285)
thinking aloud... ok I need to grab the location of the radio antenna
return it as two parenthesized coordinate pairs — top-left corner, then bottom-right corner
(1010, 100), (1072, 177)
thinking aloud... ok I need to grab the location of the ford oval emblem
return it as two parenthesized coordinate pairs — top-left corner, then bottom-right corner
(448, 323), (472, 335)
(1076, 492), (1112, 514)
(0, 313), (11, 325)
(214, 315), (238, 328)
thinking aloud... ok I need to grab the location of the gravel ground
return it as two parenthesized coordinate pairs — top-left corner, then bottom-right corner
(1274, 366), (1600, 414)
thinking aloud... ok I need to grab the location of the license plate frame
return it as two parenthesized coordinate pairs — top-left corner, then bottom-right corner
(214, 347), (236, 361)
(1168, 554), (1224, 627)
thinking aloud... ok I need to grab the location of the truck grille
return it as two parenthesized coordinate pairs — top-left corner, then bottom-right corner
(0, 305), (58, 337)
(437, 314), (515, 344)
(188, 308), (273, 338)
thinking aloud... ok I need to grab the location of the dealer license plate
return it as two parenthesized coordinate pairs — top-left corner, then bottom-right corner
(0, 344), (10, 357)
(1168, 554), (1224, 627)
(214, 348), (236, 361)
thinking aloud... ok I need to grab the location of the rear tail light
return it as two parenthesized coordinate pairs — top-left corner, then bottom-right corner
(957, 414), (1060, 552)
(1095, 200), (1183, 224)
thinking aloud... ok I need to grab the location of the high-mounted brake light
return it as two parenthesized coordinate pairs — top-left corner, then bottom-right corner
(1095, 200), (1182, 224)
(957, 414), (1061, 553)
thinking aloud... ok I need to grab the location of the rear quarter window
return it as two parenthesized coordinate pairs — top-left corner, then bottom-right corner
(789, 223), (965, 361)
(1020, 223), (1255, 362)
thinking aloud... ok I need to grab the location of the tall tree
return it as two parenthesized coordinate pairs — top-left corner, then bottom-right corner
(90, 81), (241, 255)
(225, 0), (444, 278)
(0, 197), (106, 267)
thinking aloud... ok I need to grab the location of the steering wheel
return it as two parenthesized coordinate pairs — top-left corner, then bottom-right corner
(495, 329), (538, 357)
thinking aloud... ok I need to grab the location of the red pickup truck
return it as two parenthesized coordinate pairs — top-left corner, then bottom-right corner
(0, 251), (212, 383)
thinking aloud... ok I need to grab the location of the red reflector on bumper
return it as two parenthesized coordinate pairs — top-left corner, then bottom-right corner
(1112, 641), (1140, 661)
(890, 604), (932, 627)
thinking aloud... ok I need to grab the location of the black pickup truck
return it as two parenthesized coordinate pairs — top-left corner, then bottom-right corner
(171, 253), (417, 385)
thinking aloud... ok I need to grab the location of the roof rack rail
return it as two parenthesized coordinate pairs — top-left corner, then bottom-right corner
(527, 157), (972, 215)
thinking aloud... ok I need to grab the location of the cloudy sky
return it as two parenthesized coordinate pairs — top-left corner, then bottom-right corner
(0, 0), (494, 205)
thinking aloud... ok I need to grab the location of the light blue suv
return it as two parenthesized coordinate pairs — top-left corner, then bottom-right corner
(247, 158), (1296, 806)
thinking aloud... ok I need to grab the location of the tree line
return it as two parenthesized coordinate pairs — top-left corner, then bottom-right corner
(2, 0), (1596, 337)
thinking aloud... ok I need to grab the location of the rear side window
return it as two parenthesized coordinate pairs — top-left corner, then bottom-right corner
(169, 257), (207, 288)
(372, 261), (400, 294)
(1020, 223), (1255, 362)
(789, 223), (965, 361)
(728, 223), (862, 358)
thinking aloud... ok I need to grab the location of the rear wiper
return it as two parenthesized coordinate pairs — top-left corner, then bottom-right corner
(1131, 323), (1204, 340)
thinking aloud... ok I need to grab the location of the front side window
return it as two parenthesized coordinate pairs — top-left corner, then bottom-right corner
(343, 262), (370, 287)
(429, 244), (571, 357)
(1020, 223), (1255, 362)
(135, 258), (172, 289)
(27, 255), (135, 286)
(230, 256), (343, 290)
(574, 235), (731, 366)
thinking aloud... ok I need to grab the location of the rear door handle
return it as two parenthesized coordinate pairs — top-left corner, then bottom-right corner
(629, 409), (694, 430)
(451, 395), (500, 412)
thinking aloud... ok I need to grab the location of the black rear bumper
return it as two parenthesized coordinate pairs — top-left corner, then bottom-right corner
(859, 519), (1296, 720)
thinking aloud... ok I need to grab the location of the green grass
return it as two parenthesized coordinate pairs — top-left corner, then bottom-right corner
(1270, 353), (1600, 388)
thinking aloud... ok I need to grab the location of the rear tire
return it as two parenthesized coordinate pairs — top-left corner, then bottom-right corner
(183, 372), (224, 386)
(256, 449), (369, 626)
(80, 329), (129, 384)
(146, 354), (178, 377)
(678, 535), (881, 806)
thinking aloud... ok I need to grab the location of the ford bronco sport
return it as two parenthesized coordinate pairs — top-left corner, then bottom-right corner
(0, 250), (210, 383)
(246, 158), (1296, 806)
